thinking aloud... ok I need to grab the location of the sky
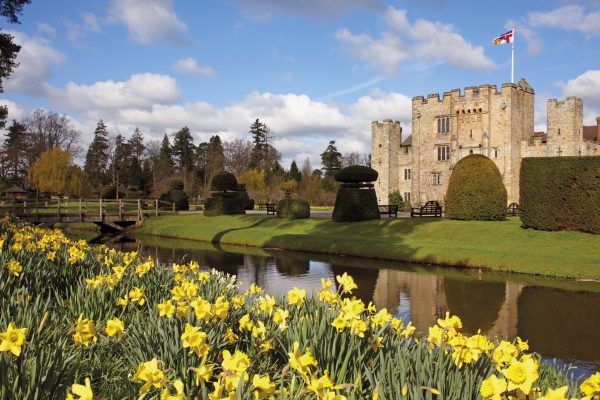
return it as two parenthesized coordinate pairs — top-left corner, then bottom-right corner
(1, 0), (600, 169)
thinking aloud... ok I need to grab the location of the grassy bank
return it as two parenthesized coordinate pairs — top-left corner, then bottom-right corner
(137, 214), (600, 280)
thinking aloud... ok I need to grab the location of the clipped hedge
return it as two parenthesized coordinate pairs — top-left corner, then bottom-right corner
(276, 199), (310, 219)
(446, 155), (506, 221)
(520, 156), (600, 233)
(211, 172), (238, 192)
(335, 165), (378, 183)
(332, 187), (380, 222)
(203, 193), (245, 216)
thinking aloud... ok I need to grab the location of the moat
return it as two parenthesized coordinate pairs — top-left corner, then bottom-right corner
(89, 232), (600, 376)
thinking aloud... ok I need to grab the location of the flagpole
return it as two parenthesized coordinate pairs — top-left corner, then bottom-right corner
(511, 27), (515, 83)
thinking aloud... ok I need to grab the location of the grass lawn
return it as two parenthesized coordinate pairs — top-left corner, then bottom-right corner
(137, 214), (600, 280)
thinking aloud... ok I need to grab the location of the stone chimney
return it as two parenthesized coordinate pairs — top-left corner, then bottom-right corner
(597, 116), (600, 142)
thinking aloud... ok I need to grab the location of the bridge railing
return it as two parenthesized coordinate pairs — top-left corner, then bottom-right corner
(0, 198), (178, 222)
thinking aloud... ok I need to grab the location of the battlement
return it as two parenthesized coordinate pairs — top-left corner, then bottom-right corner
(412, 80), (532, 104)
(371, 119), (401, 129)
(547, 97), (583, 107)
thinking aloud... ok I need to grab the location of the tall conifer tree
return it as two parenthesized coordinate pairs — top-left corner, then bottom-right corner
(84, 120), (110, 187)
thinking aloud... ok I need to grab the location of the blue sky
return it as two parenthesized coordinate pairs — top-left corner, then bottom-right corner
(1, 0), (600, 167)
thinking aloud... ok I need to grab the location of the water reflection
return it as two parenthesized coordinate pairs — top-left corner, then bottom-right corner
(103, 234), (600, 374)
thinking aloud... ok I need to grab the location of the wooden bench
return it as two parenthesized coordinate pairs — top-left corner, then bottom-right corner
(506, 202), (519, 216)
(411, 200), (442, 217)
(265, 203), (276, 215)
(378, 204), (398, 219)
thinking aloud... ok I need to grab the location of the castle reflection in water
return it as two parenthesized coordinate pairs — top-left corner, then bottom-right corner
(108, 236), (600, 372)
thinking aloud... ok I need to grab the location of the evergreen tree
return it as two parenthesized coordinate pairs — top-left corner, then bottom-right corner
(172, 126), (195, 172)
(84, 120), (110, 188)
(196, 141), (209, 188)
(0, 119), (27, 185)
(207, 135), (225, 175)
(289, 160), (301, 182)
(110, 134), (129, 188)
(320, 140), (342, 178)
(126, 128), (145, 188)
(157, 134), (174, 179)
(249, 118), (269, 169)
(128, 127), (145, 160)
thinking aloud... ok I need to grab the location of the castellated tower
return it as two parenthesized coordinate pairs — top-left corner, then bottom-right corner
(372, 79), (535, 207)
(546, 97), (584, 156)
(371, 120), (401, 203)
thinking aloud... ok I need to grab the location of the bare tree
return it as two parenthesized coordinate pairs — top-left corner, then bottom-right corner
(342, 152), (370, 167)
(224, 138), (253, 177)
(145, 140), (161, 189)
(24, 109), (81, 162)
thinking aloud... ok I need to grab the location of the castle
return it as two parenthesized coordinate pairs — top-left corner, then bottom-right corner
(371, 78), (600, 206)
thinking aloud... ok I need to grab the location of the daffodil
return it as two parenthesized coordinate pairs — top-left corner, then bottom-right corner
(501, 354), (539, 395)
(288, 341), (318, 378)
(157, 299), (175, 317)
(160, 379), (185, 400)
(181, 323), (210, 357)
(580, 372), (600, 399)
(537, 386), (570, 400)
(190, 363), (214, 386)
(212, 296), (229, 320)
(7, 259), (22, 276)
(0, 322), (27, 356)
(132, 358), (166, 395)
(258, 295), (276, 315)
(252, 374), (276, 399)
(336, 273), (357, 294)
(105, 317), (125, 338)
(128, 287), (146, 306)
(273, 308), (289, 331)
(288, 287), (306, 306)
(480, 375), (507, 400)
(72, 314), (97, 347)
(67, 377), (94, 400)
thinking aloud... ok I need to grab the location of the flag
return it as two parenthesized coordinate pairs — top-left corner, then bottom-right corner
(493, 30), (513, 45)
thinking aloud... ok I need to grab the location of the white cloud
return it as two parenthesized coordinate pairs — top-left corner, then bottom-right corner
(349, 91), (411, 125)
(36, 23), (57, 37)
(235, 0), (381, 19)
(83, 13), (101, 32)
(336, 29), (409, 74)
(110, 0), (187, 44)
(47, 73), (182, 113)
(337, 7), (495, 74)
(3, 30), (64, 95)
(171, 58), (216, 78)
(0, 99), (27, 121)
(527, 5), (600, 36)
(562, 70), (600, 109)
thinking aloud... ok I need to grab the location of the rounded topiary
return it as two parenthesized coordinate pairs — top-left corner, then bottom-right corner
(170, 189), (189, 211)
(169, 179), (184, 191)
(211, 172), (238, 192)
(203, 195), (245, 216)
(445, 154), (507, 221)
(332, 187), (380, 222)
(237, 189), (255, 210)
(335, 165), (378, 183)
(276, 199), (310, 219)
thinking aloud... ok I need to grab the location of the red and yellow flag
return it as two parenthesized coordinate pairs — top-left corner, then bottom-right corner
(493, 30), (513, 45)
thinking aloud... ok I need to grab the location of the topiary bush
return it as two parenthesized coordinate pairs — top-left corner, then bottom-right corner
(520, 157), (600, 233)
(445, 154), (507, 221)
(332, 165), (380, 222)
(169, 179), (184, 191)
(211, 172), (238, 192)
(388, 190), (403, 207)
(236, 184), (255, 210)
(276, 199), (310, 219)
(335, 165), (378, 183)
(158, 179), (189, 210)
(203, 193), (245, 216)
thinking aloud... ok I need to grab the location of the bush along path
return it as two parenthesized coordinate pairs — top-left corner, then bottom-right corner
(1, 216), (599, 399)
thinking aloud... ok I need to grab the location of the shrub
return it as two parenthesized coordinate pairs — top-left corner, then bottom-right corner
(520, 156), (600, 233)
(388, 190), (403, 207)
(211, 172), (238, 192)
(335, 165), (378, 183)
(236, 186), (255, 210)
(445, 155), (507, 221)
(276, 199), (310, 219)
(100, 185), (116, 199)
(169, 189), (189, 211)
(169, 179), (184, 191)
(203, 193), (245, 216)
(332, 187), (380, 222)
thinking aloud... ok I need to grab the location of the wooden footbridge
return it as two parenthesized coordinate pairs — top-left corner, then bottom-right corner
(0, 198), (177, 232)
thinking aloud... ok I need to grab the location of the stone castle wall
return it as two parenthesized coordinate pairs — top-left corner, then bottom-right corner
(372, 79), (599, 206)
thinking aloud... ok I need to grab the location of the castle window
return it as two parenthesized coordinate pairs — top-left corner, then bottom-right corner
(378, 144), (382, 148)
(437, 117), (450, 133)
(494, 149), (498, 158)
(404, 169), (411, 180)
(431, 172), (442, 186)
(404, 192), (411, 202)
(437, 145), (450, 161)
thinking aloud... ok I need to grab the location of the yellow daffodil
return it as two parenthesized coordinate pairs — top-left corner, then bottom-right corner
(105, 317), (125, 338)
(258, 295), (276, 315)
(288, 341), (318, 378)
(0, 322), (27, 356)
(537, 386), (570, 400)
(132, 358), (166, 395)
(224, 328), (239, 344)
(480, 375), (507, 400)
(7, 259), (22, 276)
(190, 363), (214, 386)
(492, 341), (518, 368)
(128, 287), (146, 306)
(501, 354), (539, 395)
(221, 349), (250, 376)
(252, 374), (276, 399)
(157, 299), (175, 317)
(273, 308), (289, 331)
(288, 287), (306, 307)
(181, 323), (210, 357)
(336, 272), (357, 294)
(72, 314), (97, 347)
(239, 314), (254, 332)
(160, 379), (185, 400)
(67, 377), (94, 400)
(580, 372), (600, 398)
(190, 297), (212, 320)
(212, 296), (230, 320)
